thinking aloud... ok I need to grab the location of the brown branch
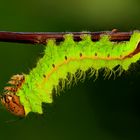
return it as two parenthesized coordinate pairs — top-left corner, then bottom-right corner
(0, 30), (135, 45)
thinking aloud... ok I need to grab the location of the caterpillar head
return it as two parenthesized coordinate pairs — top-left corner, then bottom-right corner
(0, 74), (25, 117)
(1, 93), (25, 117)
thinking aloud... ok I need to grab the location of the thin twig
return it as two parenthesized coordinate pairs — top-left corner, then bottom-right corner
(0, 31), (135, 45)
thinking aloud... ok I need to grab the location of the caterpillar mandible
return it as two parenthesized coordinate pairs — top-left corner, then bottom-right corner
(1, 31), (140, 117)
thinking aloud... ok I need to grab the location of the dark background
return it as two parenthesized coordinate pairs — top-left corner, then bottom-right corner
(0, 0), (140, 140)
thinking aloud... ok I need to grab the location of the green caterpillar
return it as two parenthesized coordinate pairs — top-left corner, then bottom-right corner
(1, 31), (140, 117)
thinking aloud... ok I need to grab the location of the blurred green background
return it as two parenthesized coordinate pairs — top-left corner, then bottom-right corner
(0, 0), (140, 140)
